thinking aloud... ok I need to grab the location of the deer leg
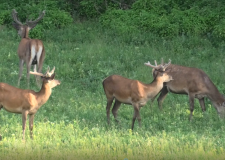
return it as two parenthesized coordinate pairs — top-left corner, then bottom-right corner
(33, 65), (41, 87)
(198, 98), (206, 112)
(27, 50), (36, 88)
(37, 49), (44, 73)
(131, 104), (141, 130)
(18, 59), (24, 87)
(157, 87), (169, 110)
(106, 97), (114, 125)
(33, 65), (37, 72)
(37, 51), (44, 87)
(29, 114), (35, 139)
(22, 110), (28, 140)
(112, 100), (121, 123)
(189, 94), (195, 121)
(26, 63), (31, 88)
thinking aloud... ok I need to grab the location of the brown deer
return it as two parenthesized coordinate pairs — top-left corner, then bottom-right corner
(152, 59), (225, 120)
(0, 67), (60, 140)
(102, 59), (173, 130)
(12, 9), (45, 87)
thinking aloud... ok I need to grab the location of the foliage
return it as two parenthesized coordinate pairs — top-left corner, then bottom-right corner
(100, 0), (225, 39)
(100, 9), (138, 34)
(213, 19), (225, 39)
(1, 0), (225, 39)
(0, 10), (11, 25)
(63, 0), (136, 18)
(78, 0), (104, 19)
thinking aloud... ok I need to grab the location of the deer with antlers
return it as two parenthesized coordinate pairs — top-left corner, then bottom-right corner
(102, 59), (173, 130)
(12, 9), (46, 87)
(152, 59), (225, 120)
(0, 67), (60, 140)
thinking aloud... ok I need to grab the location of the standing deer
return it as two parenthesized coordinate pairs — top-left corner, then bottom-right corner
(0, 67), (60, 140)
(152, 59), (225, 119)
(102, 59), (173, 130)
(12, 9), (45, 87)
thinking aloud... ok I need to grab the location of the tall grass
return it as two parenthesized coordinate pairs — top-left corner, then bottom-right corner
(0, 22), (225, 159)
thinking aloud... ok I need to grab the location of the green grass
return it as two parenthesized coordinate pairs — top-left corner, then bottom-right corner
(1, 22), (225, 159)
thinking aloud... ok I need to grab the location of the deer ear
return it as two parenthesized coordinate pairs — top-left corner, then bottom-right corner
(152, 69), (156, 77)
(50, 73), (55, 79)
(165, 68), (172, 72)
(12, 22), (21, 30)
(45, 73), (55, 81)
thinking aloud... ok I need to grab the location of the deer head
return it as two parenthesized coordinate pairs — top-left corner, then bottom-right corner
(30, 66), (60, 88)
(12, 9), (45, 38)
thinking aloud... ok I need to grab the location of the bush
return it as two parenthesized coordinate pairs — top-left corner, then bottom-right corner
(42, 10), (73, 29)
(99, 0), (225, 39)
(100, 9), (138, 34)
(168, 8), (208, 36)
(0, 10), (11, 25)
(1, 0), (225, 39)
(99, 8), (179, 37)
(213, 19), (225, 39)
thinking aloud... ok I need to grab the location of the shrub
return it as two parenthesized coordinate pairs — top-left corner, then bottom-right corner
(0, 10), (11, 25)
(100, 9), (138, 34)
(213, 19), (225, 39)
(99, 0), (225, 39)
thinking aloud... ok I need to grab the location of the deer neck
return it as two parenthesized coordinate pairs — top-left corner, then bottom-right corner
(21, 27), (30, 39)
(36, 83), (52, 106)
(145, 79), (164, 99)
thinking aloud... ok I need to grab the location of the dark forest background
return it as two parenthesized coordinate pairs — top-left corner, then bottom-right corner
(0, 0), (225, 41)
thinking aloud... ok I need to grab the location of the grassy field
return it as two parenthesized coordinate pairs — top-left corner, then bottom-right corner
(1, 22), (225, 159)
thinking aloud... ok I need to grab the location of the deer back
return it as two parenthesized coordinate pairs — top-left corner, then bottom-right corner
(0, 83), (37, 113)
(103, 75), (135, 99)
(153, 64), (224, 101)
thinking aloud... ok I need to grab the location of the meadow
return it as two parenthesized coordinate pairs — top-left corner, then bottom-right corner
(1, 22), (225, 159)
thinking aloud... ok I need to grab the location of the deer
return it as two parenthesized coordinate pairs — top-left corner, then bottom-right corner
(12, 9), (46, 88)
(102, 59), (173, 130)
(0, 66), (60, 140)
(152, 59), (225, 120)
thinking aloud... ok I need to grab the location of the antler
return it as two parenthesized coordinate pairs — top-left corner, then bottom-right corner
(162, 59), (171, 71)
(145, 59), (171, 71)
(49, 66), (55, 75)
(30, 66), (55, 78)
(12, 9), (23, 25)
(30, 71), (45, 77)
(145, 61), (163, 70)
(26, 10), (45, 28)
(45, 66), (55, 77)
